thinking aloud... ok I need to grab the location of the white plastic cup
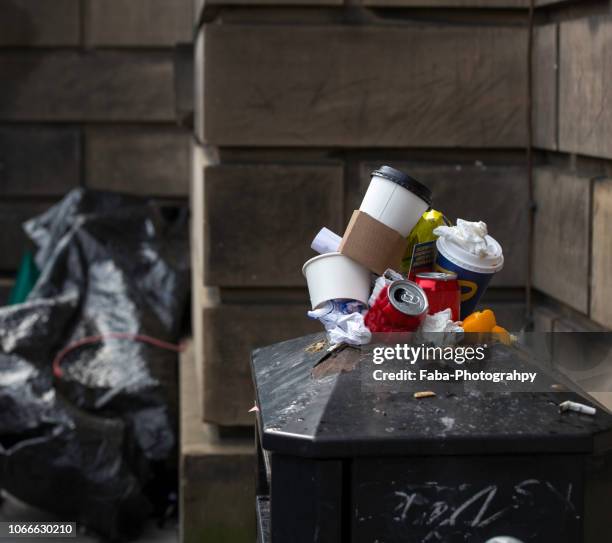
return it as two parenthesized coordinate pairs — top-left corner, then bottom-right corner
(302, 252), (371, 309)
(359, 165), (432, 236)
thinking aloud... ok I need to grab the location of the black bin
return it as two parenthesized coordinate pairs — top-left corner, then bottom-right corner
(251, 333), (612, 543)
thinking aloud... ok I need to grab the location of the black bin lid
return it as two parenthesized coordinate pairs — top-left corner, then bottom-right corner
(251, 333), (612, 458)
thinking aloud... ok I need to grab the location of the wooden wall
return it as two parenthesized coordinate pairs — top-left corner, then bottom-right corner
(0, 0), (193, 284)
(532, 0), (612, 331)
(191, 0), (532, 438)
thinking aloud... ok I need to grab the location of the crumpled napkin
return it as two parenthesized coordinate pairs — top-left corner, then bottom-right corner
(308, 301), (371, 346)
(434, 219), (493, 257)
(416, 308), (464, 346)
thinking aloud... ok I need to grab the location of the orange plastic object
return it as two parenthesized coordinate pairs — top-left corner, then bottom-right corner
(492, 325), (511, 345)
(462, 309), (497, 333)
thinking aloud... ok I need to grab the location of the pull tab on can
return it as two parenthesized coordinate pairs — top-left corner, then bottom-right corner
(388, 280), (429, 317)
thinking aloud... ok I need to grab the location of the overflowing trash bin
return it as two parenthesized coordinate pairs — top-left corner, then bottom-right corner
(304, 165), (509, 344)
(251, 334), (612, 543)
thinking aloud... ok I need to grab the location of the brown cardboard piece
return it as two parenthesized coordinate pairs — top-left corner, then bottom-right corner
(338, 210), (407, 275)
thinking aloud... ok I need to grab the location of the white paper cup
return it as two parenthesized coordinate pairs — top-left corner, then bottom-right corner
(359, 165), (432, 236)
(302, 252), (371, 309)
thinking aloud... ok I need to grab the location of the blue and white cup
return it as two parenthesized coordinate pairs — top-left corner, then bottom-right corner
(434, 236), (504, 319)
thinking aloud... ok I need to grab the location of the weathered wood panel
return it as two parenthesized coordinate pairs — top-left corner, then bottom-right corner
(364, 0), (528, 6)
(194, 31), (204, 144)
(85, 128), (190, 196)
(535, 0), (565, 5)
(533, 168), (590, 313)
(194, 0), (205, 28)
(533, 24), (558, 150)
(174, 44), (194, 126)
(0, 201), (52, 272)
(358, 162), (528, 286)
(205, 0), (340, 5)
(180, 344), (255, 543)
(191, 143), (218, 283)
(0, 126), (80, 196)
(201, 303), (320, 426)
(591, 178), (612, 329)
(0, 0), (80, 46)
(204, 164), (343, 287)
(85, 0), (192, 47)
(191, 143), (206, 279)
(559, 16), (612, 159)
(0, 52), (176, 122)
(202, 24), (527, 147)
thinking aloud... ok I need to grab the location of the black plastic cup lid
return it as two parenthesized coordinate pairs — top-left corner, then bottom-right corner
(372, 165), (432, 206)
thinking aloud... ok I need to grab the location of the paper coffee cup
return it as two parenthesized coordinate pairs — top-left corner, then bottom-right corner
(434, 236), (504, 319)
(302, 252), (371, 309)
(359, 166), (432, 237)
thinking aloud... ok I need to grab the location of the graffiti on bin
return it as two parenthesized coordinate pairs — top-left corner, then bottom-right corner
(387, 480), (577, 540)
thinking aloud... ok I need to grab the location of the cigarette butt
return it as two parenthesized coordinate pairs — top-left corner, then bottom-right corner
(414, 391), (436, 399)
(559, 400), (596, 416)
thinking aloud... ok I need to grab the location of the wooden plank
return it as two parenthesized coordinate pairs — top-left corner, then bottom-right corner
(191, 143), (206, 279)
(559, 16), (612, 159)
(85, 128), (190, 196)
(591, 178), (612, 329)
(533, 168), (590, 313)
(205, 0), (341, 5)
(180, 343), (255, 543)
(0, 126), (80, 196)
(535, 0), (573, 6)
(85, 0), (192, 47)
(0, 0), (80, 46)
(358, 162), (529, 287)
(194, 30), (204, 144)
(363, 0), (528, 6)
(0, 201), (52, 272)
(533, 24), (558, 150)
(191, 143), (217, 281)
(0, 51), (176, 122)
(174, 44), (194, 126)
(204, 163), (344, 287)
(194, 0), (205, 29)
(202, 24), (527, 148)
(201, 303), (320, 426)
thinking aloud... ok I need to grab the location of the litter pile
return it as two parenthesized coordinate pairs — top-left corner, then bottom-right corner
(0, 189), (189, 540)
(303, 165), (509, 345)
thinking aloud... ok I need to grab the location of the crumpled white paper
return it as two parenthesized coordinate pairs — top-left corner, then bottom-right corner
(416, 308), (463, 345)
(433, 219), (493, 257)
(326, 312), (372, 346)
(368, 269), (404, 307)
(308, 302), (371, 346)
(310, 227), (342, 254)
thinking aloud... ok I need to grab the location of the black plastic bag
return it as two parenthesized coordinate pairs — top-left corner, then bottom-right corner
(27, 189), (189, 460)
(0, 293), (150, 540)
(0, 189), (190, 540)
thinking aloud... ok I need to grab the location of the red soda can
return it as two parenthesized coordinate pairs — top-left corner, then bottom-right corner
(366, 280), (428, 332)
(415, 272), (460, 322)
